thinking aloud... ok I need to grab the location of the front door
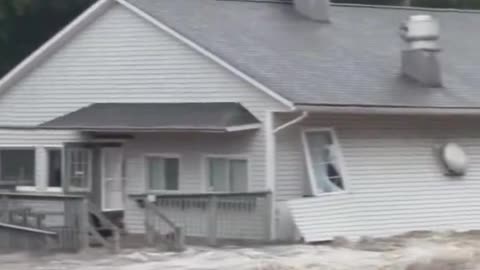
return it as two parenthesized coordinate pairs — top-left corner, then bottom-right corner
(101, 148), (124, 211)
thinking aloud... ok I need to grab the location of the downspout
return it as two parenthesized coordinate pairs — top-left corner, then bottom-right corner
(266, 110), (308, 241)
(274, 111), (309, 134)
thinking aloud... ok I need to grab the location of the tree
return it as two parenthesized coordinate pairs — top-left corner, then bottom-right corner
(0, 0), (94, 77)
(412, 0), (480, 8)
(333, 0), (480, 7)
(333, 0), (405, 4)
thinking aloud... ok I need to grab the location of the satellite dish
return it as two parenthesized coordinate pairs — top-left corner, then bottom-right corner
(441, 143), (469, 176)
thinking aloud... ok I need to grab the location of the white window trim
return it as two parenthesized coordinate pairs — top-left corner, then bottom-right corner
(0, 147), (38, 192)
(202, 154), (250, 193)
(45, 147), (63, 193)
(144, 153), (182, 193)
(65, 147), (93, 193)
(301, 127), (350, 196)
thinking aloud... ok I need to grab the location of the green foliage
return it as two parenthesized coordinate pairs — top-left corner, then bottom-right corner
(333, 0), (405, 4)
(0, 0), (94, 77)
(333, 0), (480, 7)
(412, 0), (480, 8)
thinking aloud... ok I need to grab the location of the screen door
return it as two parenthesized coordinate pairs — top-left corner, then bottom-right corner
(101, 148), (124, 211)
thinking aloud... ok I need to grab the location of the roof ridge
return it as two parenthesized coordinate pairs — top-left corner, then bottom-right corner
(218, 0), (480, 14)
(331, 3), (480, 14)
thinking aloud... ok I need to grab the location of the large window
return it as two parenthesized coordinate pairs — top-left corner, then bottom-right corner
(48, 149), (62, 190)
(0, 149), (35, 186)
(303, 129), (345, 194)
(207, 157), (248, 192)
(146, 156), (179, 191)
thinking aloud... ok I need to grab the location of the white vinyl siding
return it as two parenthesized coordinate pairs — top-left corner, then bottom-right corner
(0, 4), (286, 234)
(278, 113), (480, 241)
(123, 133), (258, 233)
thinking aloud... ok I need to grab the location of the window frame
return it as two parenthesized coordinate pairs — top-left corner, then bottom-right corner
(301, 127), (349, 196)
(144, 153), (182, 193)
(0, 147), (37, 192)
(46, 147), (63, 193)
(203, 154), (250, 193)
(64, 147), (93, 193)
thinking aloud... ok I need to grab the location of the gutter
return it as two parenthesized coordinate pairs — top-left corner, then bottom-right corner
(296, 105), (480, 116)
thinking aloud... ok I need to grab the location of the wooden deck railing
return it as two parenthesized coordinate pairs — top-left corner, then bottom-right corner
(131, 191), (272, 246)
(144, 200), (185, 251)
(87, 201), (121, 253)
(0, 192), (89, 252)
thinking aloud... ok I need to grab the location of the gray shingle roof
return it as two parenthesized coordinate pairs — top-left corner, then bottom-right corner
(39, 103), (260, 131)
(127, 0), (480, 109)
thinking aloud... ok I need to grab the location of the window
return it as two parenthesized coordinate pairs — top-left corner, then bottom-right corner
(207, 157), (248, 192)
(66, 148), (92, 191)
(146, 156), (179, 191)
(303, 129), (345, 194)
(0, 149), (35, 186)
(48, 149), (62, 189)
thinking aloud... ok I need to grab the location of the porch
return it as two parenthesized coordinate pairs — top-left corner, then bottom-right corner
(0, 102), (272, 252)
(0, 190), (272, 252)
(130, 191), (272, 246)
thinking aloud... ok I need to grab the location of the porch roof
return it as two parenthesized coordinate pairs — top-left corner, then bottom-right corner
(38, 103), (261, 132)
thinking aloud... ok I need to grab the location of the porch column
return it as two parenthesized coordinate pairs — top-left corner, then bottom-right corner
(265, 111), (276, 241)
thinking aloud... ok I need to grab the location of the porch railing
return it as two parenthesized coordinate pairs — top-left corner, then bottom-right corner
(87, 201), (121, 253)
(131, 191), (272, 245)
(0, 192), (89, 252)
(144, 200), (185, 251)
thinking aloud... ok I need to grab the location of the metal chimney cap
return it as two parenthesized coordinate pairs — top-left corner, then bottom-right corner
(409, 14), (435, 22)
(400, 14), (440, 51)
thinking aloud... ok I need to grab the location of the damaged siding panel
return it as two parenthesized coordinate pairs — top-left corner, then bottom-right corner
(288, 193), (353, 242)
(280, 114), (480, 241)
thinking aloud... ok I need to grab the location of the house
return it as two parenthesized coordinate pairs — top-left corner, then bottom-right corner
(0, 0), (480, 249)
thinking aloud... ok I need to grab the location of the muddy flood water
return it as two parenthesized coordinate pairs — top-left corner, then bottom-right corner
(2, 231), (480, 270)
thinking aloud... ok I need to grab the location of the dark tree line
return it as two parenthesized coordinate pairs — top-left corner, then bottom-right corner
(0, 0), (479, 78)
(334, 0), (480, 8)
(0, 0), (94, 77)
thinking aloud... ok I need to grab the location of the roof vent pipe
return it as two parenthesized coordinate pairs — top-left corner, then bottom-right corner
(400, 15), (442, 87)
(293, 0), (330, 22)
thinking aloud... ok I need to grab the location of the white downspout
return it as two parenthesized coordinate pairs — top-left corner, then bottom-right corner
(266, 110), (308, 241)
(274, 111), (309, 134)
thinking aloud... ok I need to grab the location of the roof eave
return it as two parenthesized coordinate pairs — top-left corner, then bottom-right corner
(35, 125), (261, 133)
(295, 104), (480, 115)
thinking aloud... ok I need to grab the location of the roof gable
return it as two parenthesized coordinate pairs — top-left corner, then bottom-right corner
(0, 0), (294, 110)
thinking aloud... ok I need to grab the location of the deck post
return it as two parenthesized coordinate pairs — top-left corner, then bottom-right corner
(174, 225), (185, 251)
(263, 192), (273, 242)
(145, 200), (154, 246)
(207, 195), (218, 246)
(78, 197), (90, 251)
(0, 195), (9, 222)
